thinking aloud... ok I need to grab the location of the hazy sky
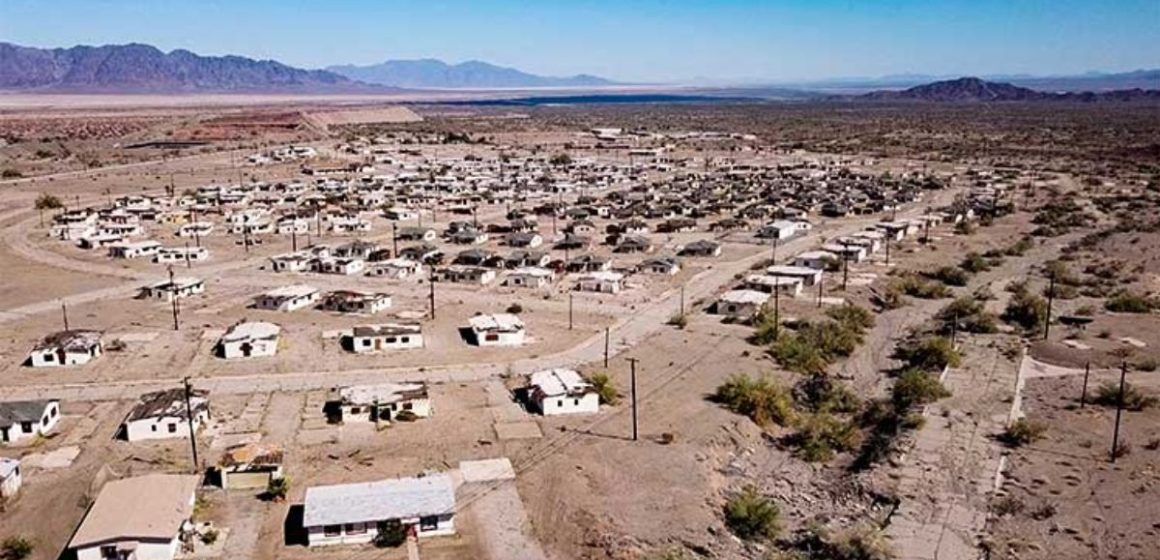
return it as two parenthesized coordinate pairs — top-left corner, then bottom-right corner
(3, 0), (1158, 83)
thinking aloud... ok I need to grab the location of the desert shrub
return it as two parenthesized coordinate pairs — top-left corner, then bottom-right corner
(1004, 236), (1035, 256)
(374, 519), (407, 548)
(960, 252), (1001, 273)
(265, 476), (290, 501)
(586, 372), (620, 405)
(954, 220), (975, 235)
(505, 303), (524, 314)
(793, 524), (894, 560)
(750, 305), (781, 345)
(892, 368), (952, 410)
(1029, 502), (1058, 520)
(770, 333), (830, 375)
(1105, 291), (1157, 314)
(713, 374), (796, 427)
(936, 297), (998, 334)
(0, 537), (33, 560)
(1003, 289), (1048, 333)
(1, 169), (22, 179)
(394, 410), (418, 422)
(1000, 418), (1047, 447)
(200, 529), (219, 545)
(668, 313), (689, 328)
(892, 274), (952, 299)
(724, 485), (782, 541)
(992, 495), (1025, 516)
(789, 412), (862, 463)
(1093, 382), (1158, 411)
(793, 374), (861, 414)
(895, 337), (961, 371)
(927, 266), (970, 287)
(826, 304), (875, 333)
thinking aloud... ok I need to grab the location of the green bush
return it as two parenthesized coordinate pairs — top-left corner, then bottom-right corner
(790, 412), (862, 463)
(586, 372), (620, 405)
(936, 297), (998, 334)
(724, 485), (782, 541)
(712, 374), (796, 427)
(895, 337), (961, 371)
(374, 519), (407, 548)
(793, 374), (862, 414)
(1093, 382), (1158, 411)
(770, 332), (831, 375)
(265, 476), (290, 501)
(927, 266), (970, 287)
(826, 304), (875, 333)
(891, 274), (952, 299)
(1003, 289), (1048, 333)
(960, 252), (1001, 273)
(0, 536), (34, 560)
(1105, 292), (1157, 314)
(892, 368), (952, 409)
(1000, 418), (1047, 447)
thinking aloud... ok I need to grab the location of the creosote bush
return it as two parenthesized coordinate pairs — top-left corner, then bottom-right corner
(712, 374), (796, 427)
(895, 336), (961, 371)
(1000, 418), (1047, 447)
(585, 372), (620, 405)
(1092, 382), (1158, 411)
(724, 485), (782, 541)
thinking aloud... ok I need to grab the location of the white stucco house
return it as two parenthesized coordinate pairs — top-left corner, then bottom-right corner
(27, 329), (102, 367)
(0, 399), (60, 444)
(303, 473), (456, 547)
(467, 313), (526, 347)
(325, 383), (432, 424)
(120, 388), (209, 442)
(68, 474), (199, 560)
(217, 321), (281, 359)
(253, 285), (320, 312)
(528, 369), (600, 416)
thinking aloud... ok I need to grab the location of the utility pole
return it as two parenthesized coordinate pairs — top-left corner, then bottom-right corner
(771, 236), (778, 264)
(243, 228), (251, 254)
(183, 377), (200, 472)
(884, 235), (891, 267)
(951, 310), (959, 346)
(392, 223), (399, 256)
(1044, 271), (1056, 340)
(168, 266), (180, 331)
(569, 293), (574, 330)
(817, 276), (824, 308)
(61, 300), (70, 331)
(841, 242), (851, 291)
(627, 357), (639, 442)
(604, 327), (610, 368)
(191, 209), (201, 248)
(428, 272), (436, 320)
(680, 285), (686, 317)
(184, 240), (192, 269)
(773, 279), (781, 341)
(1080, 361), (1091, 408)
(1111, 361), (1128, 463)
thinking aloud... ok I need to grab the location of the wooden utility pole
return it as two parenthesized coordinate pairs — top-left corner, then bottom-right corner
(680, 285), (686, 317)
(184, 240), (192, 268)
(627, 357), (639, 441)
(884, 235), (891, 267)
(773, 280), (781, 341)
(1111, 361), (1128, 463)
(569, 293), (574, 330)
(1080, 361), (1091, 408)
(771, 236), (778, 264)
(61, 300), (70, 331)
(817, 277), (824, 308)
(603, 327), (610, 368)
(183, 377), (200, 472)
(243, 228), (251, 254)
(191, 208), (201, 248)
(428, 273), (436, 320)
(168, 266), (180, 331)
(392, 223), (399, 256)
(1044, 271), (1056, 340)
(841, 242), (851, 290)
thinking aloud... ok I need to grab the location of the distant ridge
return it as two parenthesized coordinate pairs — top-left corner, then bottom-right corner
(0, 42), (382, 93)
(860, 77), (1160, 102)
(327, 59), (616, 89)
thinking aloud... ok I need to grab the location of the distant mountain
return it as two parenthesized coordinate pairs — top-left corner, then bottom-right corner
(860, 77), (1160, 102)
(327, 59), (616, 89)
(0, 42), (377, 93)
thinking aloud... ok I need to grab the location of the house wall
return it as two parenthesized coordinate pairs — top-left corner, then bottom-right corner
(29, 345), (100, 367)
(473, 330), (525, 347)
(75, 538), (178, 560)
(0, 402), (59, 443)
(538, 393), (599, 416)
(306, 514), (455, 547)
(221, 338), (278, 360)
(124, 411), (206, 442)
(350, 334), (423, 353)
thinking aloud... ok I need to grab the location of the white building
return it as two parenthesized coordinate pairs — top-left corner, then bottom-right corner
(121, 388), (209, 442)
(714, 289), (769, 320)
(765, 265), (824, 286)
(792, 250), (839, 271)
(367, 258), (424, 279)
(743, 274), (804, 297)
(0, 399), (60, 444)
(177, 221), (214, 238)
(467, 313), (526, 347)
(303, 474), (456, 547)
(503, 267), (556, 288)
(313, 257), (366, 276)
(347, 324), (423, 353)
(108, 240), (162, 259)
(326, 383), (431, 423)
(576, 271), (625, 294)
(321, 291), (392, 314)
(27, 330), (102, 367)
(253, 285), (320, 312)
(154, 246), (210, 265)
(269, 252), (313, 273)
(0, 457), (21, 499)
(528, 369), (599, 416)
(141, 277), (205, 302)
(217, 321), (281, 359)
(69, 474), (199, 560)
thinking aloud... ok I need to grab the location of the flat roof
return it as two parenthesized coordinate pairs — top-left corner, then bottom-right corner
(303, 473), (455, 528)
(70, 474), (199, 549)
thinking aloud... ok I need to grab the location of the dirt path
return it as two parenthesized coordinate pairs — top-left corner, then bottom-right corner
(886, 336), (1017, 560)
(461, 481), (549, 560)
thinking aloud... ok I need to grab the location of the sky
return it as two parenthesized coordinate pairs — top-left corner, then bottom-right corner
(2, 0), (1158, 84)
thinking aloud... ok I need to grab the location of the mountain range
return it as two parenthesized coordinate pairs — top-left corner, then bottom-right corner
(0, 42), (368, 93)
(326, 59), (616, 89)
(858, 77), (1160, 102)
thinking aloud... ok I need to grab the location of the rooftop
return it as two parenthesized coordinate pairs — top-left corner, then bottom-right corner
(303, 473), (455, 528)
(69, 474), (199, 549)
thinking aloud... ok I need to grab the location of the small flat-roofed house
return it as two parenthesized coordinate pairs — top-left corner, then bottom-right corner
(743, 274), (803, 297)
(614, 235), (653, 254)
(874, 221), (911, 241)
(141, 277), (204, 302)
(108, 240), (162, 259)
(155, 246), (210, 265)
(468, 313), (525, 347)
(398, 244), (442, 263)
(68, 474), (199, 560)
(506, 232), (543, 249)
(217, 321), (281, 359)
(821, 242), (869, 263)
(756, 220), (800, 240)
(576, 271), (625, 294)
(0, 457), (21, 499)
(121, 388), (209, 442)
(528, 369), (599, 416)
(639, 256), (680, 275)
(765, 265), (823, 286)
(384, 207), (417, 221)
(679, 239), (722, 257)
(503, 267), (555, 288)
(313, 257), (366, 276)
(566, 254), (612, 273)
(321, 291), (392, 315)
(219, 443), (284, 490)
(367, 258), (423, 279)
(397, 227), (438, 242)
(254, 285), (320, 312)
(325, 383), (431, 424)
(347, 324), (423, 353)
(792, 250), (838, 271)
(333, 240), (379, 260)
(27, 330), (102, 367)
(448, 229), (489, 245)
(303, 473), (456, 546)
(269, 252), (313, 273)
(714, 289), (769, 320)
(0, 399), (60, 444)
(177, 221), (214, 238)
(504, 251), (551, 269)
(845, 231), (883, 253)
(434, 265), (495, 285)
